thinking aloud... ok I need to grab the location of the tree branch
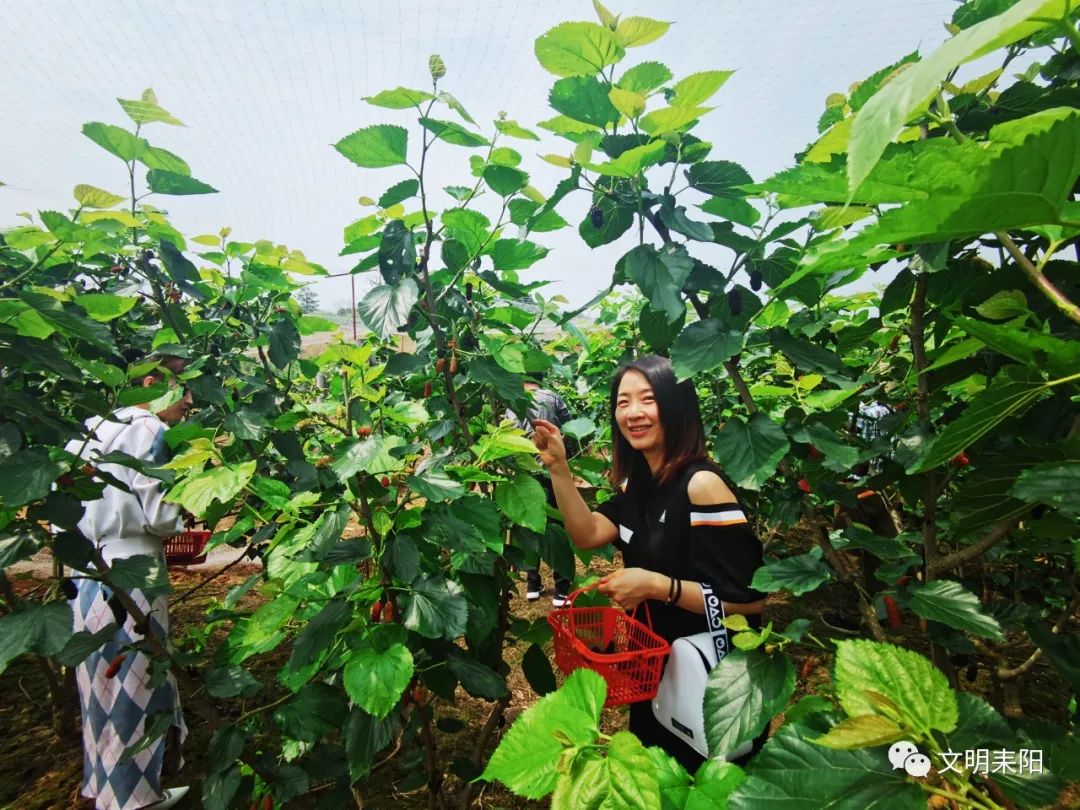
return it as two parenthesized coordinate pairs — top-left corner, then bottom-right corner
(816, 525), (887, 642)
(929, 518), (1019, 574)
(642, 207), (671, 243)
(414, 217), (472, 443)
(997, 230), (1080, 325)
(997, 592), (1080, 680)
(86, 548), (212, 705)
(908, 272), (940, 570)
(458, 557), (513, 807)
(418, 701), (446, 809)
(558, 281), (616, 328)
(684, 292), (760, 418)
(723, 359), (759, 415)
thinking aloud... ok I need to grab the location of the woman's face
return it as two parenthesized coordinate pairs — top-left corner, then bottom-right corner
(615, 370), (664, 455)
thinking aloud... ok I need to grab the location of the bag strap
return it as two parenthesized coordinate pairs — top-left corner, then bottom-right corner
(680, 463), (731, 663)
(700, 581), (729, 662)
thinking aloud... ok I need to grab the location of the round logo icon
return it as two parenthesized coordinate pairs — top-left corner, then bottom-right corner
(903, 753), (932, 778)
(888, 741), (919, 770)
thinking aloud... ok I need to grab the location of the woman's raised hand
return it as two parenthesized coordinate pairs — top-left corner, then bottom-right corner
(531, 418), (567, 470)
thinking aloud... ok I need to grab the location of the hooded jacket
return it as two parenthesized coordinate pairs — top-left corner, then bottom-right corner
(64, 406), (183, 564)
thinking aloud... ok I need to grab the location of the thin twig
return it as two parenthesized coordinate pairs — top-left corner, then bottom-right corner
(234, 692), (292, 725)
(371, 729), (405, 773)
(997, 231), (1080, 325)
(168, 546), (255, 608)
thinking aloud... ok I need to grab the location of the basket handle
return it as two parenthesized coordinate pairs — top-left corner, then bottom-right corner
(563, 580), (656, 633)
(563, 582), (597, 640)
(565, 581), (600, 606)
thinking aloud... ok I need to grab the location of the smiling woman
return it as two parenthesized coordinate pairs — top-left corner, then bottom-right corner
(531, 354), (767, 772)
(609, 354), (710, 495)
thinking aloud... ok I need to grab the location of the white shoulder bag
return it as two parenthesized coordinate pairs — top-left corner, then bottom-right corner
(651, 581), (753, 760)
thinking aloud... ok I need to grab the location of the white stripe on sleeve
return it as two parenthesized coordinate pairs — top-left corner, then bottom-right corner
(690, 508), (747, 526)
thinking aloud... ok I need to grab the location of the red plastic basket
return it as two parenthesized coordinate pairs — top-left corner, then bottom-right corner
(164, 531), (210, 566)
(548, 583), (671, 706)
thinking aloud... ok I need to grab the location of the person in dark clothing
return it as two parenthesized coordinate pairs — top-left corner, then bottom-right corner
(507, 376), (574, 605)
(531, 355), (767, 772)
(821, 400), (903, 635)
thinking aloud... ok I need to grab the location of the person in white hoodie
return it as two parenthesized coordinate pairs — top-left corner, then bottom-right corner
(65, 355), (193, 810)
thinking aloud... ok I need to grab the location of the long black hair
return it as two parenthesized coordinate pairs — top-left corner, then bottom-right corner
(608, 355), (707, 493)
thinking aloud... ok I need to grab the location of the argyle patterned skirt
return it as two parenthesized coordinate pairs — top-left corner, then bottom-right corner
(74, 579), (186, 810)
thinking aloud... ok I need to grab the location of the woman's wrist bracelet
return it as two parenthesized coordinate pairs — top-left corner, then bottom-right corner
(665, 576), (682, 606)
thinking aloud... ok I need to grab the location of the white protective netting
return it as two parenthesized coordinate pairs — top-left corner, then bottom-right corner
(1, 0), (961, 307)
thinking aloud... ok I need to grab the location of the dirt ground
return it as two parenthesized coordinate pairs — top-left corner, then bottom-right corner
(2, 553), (1077, 809)
(1, 557), (597, 810)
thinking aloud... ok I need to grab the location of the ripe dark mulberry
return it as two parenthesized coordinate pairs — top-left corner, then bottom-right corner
(749, 270), (763, 291)
(107, 595), (128, 627)
(727, 290), (742, 316)
(60, 578), (78, 601)
(589, 206), (604, 229)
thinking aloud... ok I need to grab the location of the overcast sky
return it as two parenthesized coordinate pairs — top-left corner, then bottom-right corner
(2, 0), (967, 310)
